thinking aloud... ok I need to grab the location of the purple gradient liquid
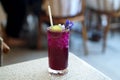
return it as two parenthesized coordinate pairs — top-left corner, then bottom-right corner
(47, 29), (69, 70)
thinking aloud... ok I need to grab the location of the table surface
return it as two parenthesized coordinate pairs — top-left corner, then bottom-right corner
(0, 52), (112, 80)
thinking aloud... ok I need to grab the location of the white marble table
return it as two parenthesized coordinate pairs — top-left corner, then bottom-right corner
(0, 52), (112, 80)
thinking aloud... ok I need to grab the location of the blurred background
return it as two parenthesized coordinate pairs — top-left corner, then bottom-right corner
(0, 0), (120, 80)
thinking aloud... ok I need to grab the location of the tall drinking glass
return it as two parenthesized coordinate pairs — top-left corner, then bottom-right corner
(47, 28), (70, 75)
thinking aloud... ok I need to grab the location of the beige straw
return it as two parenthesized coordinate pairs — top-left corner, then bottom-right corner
(48, 0), (53, 26)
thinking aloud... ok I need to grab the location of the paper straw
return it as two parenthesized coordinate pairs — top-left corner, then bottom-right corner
(48, 5), (53, 26)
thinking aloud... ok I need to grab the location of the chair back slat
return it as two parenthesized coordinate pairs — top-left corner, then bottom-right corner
(112, 0), (114, 11)
(104, 0), (107, 11)
(81, 0), (86, 14)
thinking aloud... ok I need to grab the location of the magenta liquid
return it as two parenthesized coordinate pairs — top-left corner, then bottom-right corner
(47, 29), (69, 70)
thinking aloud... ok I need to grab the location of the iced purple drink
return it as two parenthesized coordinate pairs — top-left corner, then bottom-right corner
(47, 20), (73, 74)
(47, 29), (69, 70)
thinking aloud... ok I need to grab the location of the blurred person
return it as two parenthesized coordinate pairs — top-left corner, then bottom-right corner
(0, 0), (26, 46)
(1, 0), (43, 47)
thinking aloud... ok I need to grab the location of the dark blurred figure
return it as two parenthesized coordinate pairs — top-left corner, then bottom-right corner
(1, 0), (26, 38)
(0, 0), (43, 46)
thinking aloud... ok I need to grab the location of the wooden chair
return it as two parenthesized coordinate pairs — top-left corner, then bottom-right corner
(38, 0), (88, 55)
(86, 0), (120, 52)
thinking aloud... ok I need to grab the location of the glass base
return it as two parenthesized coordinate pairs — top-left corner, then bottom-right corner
(48, 68), (68, 75)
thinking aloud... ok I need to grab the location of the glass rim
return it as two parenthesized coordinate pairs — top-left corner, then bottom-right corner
(47, 27), (70, 33)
